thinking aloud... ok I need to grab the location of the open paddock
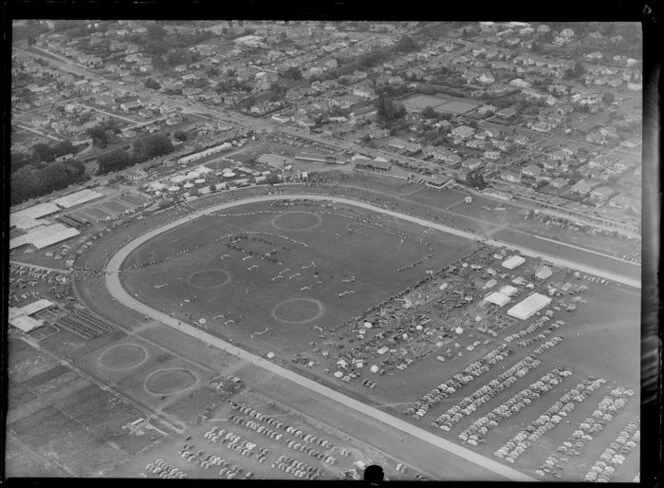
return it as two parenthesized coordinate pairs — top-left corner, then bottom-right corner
(6, 338), (163, 477)
(100, 200), (132, 213)
(121, 201), (475, 356)
(435, 100), (481, 115)
(118, 193), (149, 207)
(402, 94), (449, 111)
(65, 186), (641, 481)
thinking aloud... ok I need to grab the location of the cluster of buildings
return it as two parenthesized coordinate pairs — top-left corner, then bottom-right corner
(11, 20), (642, 249)
(9, 189), (105, 251)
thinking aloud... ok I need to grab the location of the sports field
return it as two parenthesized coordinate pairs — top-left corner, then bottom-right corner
(6, 338), (167, 477)
(402, 94), (449, 111)
(120, 201), (475, 356)
(59, 186), (640, 481)
(435, 100), (481, 114)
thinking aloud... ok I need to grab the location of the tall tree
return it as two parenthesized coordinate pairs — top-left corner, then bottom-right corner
(396, 35), (419, 53)
(53, 140), (75, 158)
(64, 158), (86, 176)
(11, 151), (40, 172)
(173, 131), (188, 142)
(283, 66), (303, 80)
(421, 106), (437, 119)
(144, 77), (161, 90)
(32, 143), (55, 162)
(147, 22), (168, 40)
(87, 125), (108, 145)
(375, 93), (406, 123)
(98, 149), (133, 174)
(133, 133), (173, 161)
(602, 92), (615, 105)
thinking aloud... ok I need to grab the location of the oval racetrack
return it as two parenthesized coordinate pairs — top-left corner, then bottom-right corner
(105, 194), (639, 481)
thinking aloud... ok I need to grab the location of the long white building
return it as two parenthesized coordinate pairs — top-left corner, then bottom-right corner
(507, 293), (552, 320)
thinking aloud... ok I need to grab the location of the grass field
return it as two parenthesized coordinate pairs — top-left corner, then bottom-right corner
(121, 201), (475, 356)
(402, 94), (449, 111)
(83, 206), (113, 220)
(6, 338), (165, 477)
(118, 193), (148, 207)
(116, 198), (639, 481)
(100, 200), (131, 213)
(58, 186), (640, 480)
(435, 100), (481, 115)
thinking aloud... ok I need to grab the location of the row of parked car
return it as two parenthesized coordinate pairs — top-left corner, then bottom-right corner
(495, 377), (604, 463)
(458, 367), (574, 446)
(229, 414), (284, 441)
(272, 454), (324, 480)
(229, 400), (334, 449)
(144, 458), (187, 479)
(204, 426), (270, 463)
(537, 388), (634, 478)
(504, 317), (563, 343)
(407, 344), (514, 418)
(433, 355), (543, 431)
(584, 416), (638, 482)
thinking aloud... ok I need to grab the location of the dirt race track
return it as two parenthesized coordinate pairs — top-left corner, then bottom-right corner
(107, 193), (615, 481)
(74, 192), (636, 481)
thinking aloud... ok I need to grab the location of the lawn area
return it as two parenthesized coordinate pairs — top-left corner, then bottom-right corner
(6, 338), (164, 477)
(121, 201), (474, 357)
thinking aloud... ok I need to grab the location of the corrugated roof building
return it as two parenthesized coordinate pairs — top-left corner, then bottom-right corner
(484, 292), (512, 307)
(507, 293), (552, 320)
(502, 255), (526, 270)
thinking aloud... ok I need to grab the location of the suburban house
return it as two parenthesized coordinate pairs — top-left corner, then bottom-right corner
(451, 126), (475, 139)
(120, 100), (143, 111)
(521, 164), (542, 177)
(509, 78), (531, 88)
(353, 86), (377, 100)
(462, 158), (483, 170)
(570, 179), (593, 195)
(540, 159), (560, 171)
(590, 186), (615, 201)
(466, 139), (486, 149)
(477, 104), (497, 115)
(549, 177), (569, 189)
(501, 171), (522, 183)
(496, 107), (518, 119)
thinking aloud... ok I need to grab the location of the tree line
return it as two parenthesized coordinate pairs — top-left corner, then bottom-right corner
(97, 133), (174, 174)
(11, 152), (87, 206)
(10, 132), (174, 205)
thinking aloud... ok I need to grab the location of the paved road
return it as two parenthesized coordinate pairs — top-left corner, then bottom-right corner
(104, 194), (539, 482)
(10, 260), (71, 274)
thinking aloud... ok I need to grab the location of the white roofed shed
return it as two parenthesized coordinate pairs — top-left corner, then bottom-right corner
(507, 293), (552, 320)
(502, 255), (526, 270)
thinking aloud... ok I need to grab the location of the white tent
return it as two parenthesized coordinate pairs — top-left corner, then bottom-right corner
(484, 292), (511, 307)
(502, 255), (526, 270)
(499, 285), (519, 297)
(507, 293), (552, 320)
